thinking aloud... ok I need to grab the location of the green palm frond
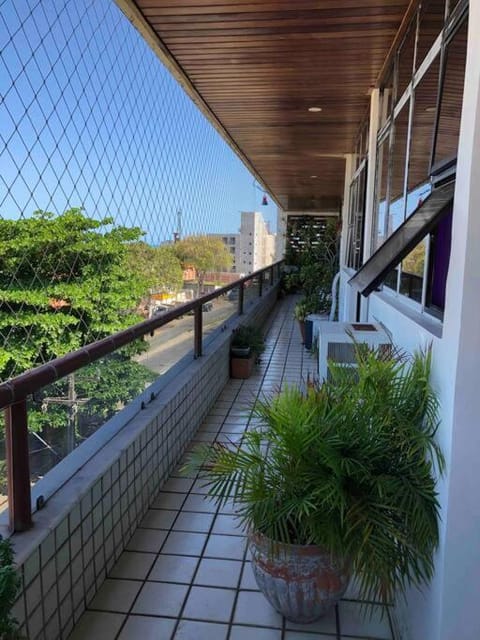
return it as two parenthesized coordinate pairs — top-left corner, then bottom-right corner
(183, 344), (443, 605)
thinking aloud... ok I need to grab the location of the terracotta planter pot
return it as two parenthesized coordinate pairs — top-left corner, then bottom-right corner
(230, 353), (255, 379)
(249, 531), (350, 623)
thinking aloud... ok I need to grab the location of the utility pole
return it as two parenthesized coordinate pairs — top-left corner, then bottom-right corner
(41, 373), (89, 455)
(177, 208), (182, 240)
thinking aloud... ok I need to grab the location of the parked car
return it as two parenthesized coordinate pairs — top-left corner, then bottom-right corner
(187, 301), (213, 315)
(227, 288), (239, 301)
(152, 305), (169, 316)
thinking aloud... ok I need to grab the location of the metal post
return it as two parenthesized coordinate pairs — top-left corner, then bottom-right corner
(194, 305), (202, 358)
(238, 283), (244, 315)
(67, 373), (76, 454)
(270, 265), (274, 287)
(258, 272), (263, 297)
(5, 399), (32, 532)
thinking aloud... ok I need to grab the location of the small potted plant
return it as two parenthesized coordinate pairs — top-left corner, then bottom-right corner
(293, 296), (317, 343)
(230, 324), (265, 379)
(185, 345), (444, 623)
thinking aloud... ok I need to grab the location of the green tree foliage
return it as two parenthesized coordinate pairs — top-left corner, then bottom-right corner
(174, 235), (233, 294)
(0, 209), (156, 467)
(0, 208), (149, 379)
(127, 242), (183, 293)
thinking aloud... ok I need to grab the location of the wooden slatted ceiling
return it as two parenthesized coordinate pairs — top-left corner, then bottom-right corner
(133, 0), (411, 210)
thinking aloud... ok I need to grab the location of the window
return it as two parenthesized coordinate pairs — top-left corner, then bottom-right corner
(433, 18), (468, 166)
(379, 66), (394, 128)
(416, 0), (446, 70)
(388, 102), (410, 234)
(396, 23), (416, 101)
(362, 7), (467, 315)
(400, 240), (426, 302)
(409, 57), (441, 191)
(346, 164), (367, 269)
(349, 181), (454, 301)
(373, 135), (390, 250)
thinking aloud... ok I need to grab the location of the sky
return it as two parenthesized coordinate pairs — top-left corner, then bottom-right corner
(0, 0), (278, 244)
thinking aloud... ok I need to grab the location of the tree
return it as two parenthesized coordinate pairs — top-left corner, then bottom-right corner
(0, 208), (156, 468)
(174, 235), (233, 294)
(0, 208), (149, 378)
(127, 242), (183, 293)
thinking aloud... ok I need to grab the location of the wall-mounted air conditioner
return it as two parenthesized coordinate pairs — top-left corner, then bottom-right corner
(315, 321), (391, 382)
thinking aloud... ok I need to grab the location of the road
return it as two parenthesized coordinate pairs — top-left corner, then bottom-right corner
(136, 298), (237, 374)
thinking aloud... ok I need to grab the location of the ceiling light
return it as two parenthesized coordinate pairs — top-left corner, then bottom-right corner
(308, 106), (322, 112)
(310, 175), (318, 178)
(425, 106), (436, 112)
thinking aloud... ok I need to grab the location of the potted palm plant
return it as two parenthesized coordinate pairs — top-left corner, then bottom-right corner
(230, 324), (265, 379)
(185, 345), (444, 623)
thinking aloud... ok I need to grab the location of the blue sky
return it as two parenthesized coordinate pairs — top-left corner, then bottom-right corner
(0, 0), (277, 243)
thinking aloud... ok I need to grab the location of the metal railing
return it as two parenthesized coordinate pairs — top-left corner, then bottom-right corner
(1, 261), (283, 533)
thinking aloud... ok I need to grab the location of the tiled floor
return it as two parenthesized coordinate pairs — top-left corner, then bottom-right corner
(69, 297), (396, 640)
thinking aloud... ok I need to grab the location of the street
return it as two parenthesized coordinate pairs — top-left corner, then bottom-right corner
(136, 298), (237, 374)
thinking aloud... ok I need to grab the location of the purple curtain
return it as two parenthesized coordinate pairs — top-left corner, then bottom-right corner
(430, 208), (453, 309)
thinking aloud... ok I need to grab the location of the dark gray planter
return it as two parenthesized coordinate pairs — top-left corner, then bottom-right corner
(249, 531), (350, 623)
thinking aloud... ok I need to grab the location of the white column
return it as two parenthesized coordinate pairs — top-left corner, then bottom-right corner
(338, 154), (355, 321)
(362, 88), (380, 261)
(339, 154), (355, 268)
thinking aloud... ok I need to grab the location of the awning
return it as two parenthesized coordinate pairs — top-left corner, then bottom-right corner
(349, 180), (455, 296)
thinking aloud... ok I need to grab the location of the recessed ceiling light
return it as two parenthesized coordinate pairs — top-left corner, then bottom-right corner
(425, 106), (436, 112)
(308, 106), (322, 112)
(310, 175), (318, 178)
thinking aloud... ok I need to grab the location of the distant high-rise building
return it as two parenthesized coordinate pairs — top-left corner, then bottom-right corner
(212, 212), (276, 275)
(238, 211), (276, 274)
(211, 233), (239, 272)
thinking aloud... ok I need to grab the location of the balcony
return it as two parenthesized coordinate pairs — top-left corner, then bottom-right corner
(3, 1), (474, 638)
(62, 296), (393, 640)
(3, 292), (396, 640)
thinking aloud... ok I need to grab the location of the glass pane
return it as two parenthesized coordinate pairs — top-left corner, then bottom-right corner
(374, 136), (390, 250)
(0, 348), (157, 512)
(388, 103), (410, 235)
(346, 182), (358, 268)
(380, 66), (394, 127)
(434, 18), (468, 166)
(416, 0), (446, 70)
(400, 239), (426, 302)
(384, 267), (399, 291)
(448, 0), (462, 17)
(352, 167), (367, 270)
(397, 22), (416, 100)
(409, 56), (441, 191)
(244, 276), (260, 307)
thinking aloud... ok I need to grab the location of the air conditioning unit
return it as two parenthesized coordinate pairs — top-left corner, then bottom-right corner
(315, 321), (391, 382)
